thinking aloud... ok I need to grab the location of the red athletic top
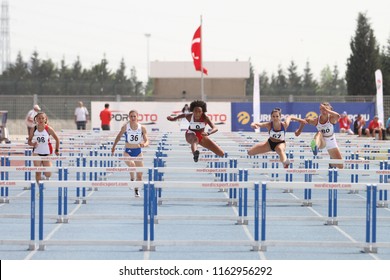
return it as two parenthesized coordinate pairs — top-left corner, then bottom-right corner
(338, 116), (351, 130)
(368, 120), (381, 130)
(100, 109), (112, 125)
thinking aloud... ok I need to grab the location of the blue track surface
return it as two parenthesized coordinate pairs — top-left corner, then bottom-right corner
(1, 133), (390, 260)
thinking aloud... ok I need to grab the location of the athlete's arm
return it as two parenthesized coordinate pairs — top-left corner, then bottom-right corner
(111, 124), (126, 155)
(140, 126), (149, 147)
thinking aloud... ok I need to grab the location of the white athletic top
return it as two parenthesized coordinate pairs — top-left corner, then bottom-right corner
(269, 122), (286, 141)
(188, 114), (206, 130)
(316, 116), (334, 137)
(125, 123), (143, 144)
(33, 125), (52, 155)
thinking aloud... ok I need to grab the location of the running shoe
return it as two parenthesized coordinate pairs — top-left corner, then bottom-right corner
(193, 150), (200, 162)
(310, 139), (318, 156)
(134, 189), (141, 198)
(283, 159), (290, 168)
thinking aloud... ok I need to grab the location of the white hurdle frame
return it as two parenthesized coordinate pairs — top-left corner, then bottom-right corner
(2, 131), (390, 254)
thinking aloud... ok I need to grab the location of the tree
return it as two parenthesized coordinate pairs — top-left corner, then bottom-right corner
(346, 12), (381, 95)
(29, 51), (41, 79)
(0, 52), (28, 80)
(144, 78), (154, 96)
(271, 65), (288, 95)
(287, 61), (301, 94)
(331, 65), (347, 95)
(58, 59), (70, 80)
(259, 71), (270, 95)
(130, 67), (142, 96)
(114, 58), (133, 95)
(301, 61), (317, 95)
(0, 50), (144, 95)
(91, 55), (112, 82)
(39, 58), (57, 80)
(380, 37), (390, 96)
(318, 65), (333, 95)
(114, 58), (127, 82)
(245, 62), (255, 96)
(69, 57), (83, 80)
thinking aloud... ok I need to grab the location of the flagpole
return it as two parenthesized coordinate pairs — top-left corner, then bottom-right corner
(200, 15), (205, 101)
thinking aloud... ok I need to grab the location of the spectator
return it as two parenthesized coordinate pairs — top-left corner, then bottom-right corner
(100, 103), (112, 130)
(353, 114), (369, 137)
(25, 104), (40, 135)
(182, 104), (190, 114)
(74, 101), (89, 130)
(368, 115), (385, 140)
(386, 116), (390, 137)
(179, 104), (191, 130)
(338, 111), (354, 135)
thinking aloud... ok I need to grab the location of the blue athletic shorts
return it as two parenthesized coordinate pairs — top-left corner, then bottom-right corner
(125, 148), (142, 157)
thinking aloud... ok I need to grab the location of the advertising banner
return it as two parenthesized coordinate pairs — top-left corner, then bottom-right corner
(91, 102), (231, 132)
(231, 102), (375, 132)
(91, 101), (374, 133)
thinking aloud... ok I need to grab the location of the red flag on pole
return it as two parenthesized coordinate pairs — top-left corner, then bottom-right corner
(191, 26), (208, 75)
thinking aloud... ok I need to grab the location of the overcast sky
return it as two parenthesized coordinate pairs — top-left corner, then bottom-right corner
(6, 0), (390, 82)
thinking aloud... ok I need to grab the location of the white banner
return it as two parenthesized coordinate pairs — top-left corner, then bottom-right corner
(91, 102), (231, 132)
(252, 71), (260, 132)
(3, 260), (388, 280)
(375, 69), (384, 126)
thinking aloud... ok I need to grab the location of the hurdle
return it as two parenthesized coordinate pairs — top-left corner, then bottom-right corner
(138, 162), (390, 252)
(152, 132), (388, 224)
(378, 161), (389, 208)
(145, 180), (260, 251)
(10, 147), (266, 250)
(32, 177), (260, 252)
(150, 165), (249, 225)
(1, 155), (11, 200)
(0, 165), (155, 250)
(258, 181), (390, 253)
(33, 180), (150, 251)
(4, 177), (388, 253)
(0, 181), (37, 250)
(2, 130), (390, 257)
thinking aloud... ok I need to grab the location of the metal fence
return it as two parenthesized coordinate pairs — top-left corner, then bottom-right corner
(0, 94), (386, 136)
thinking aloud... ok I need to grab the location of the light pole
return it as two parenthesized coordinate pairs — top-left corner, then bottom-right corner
(144, 33), (151, 82)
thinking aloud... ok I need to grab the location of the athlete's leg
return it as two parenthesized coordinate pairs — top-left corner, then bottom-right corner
(33, 158), (42, 183)
(247, 141), (271, 156)
(123, 151), (136, 180)
(199, 137), (224, 157)
(274, 143), (289, 167)
(185, 133), (198, 153)
(328, 147), (343, 169)
(42, 159), (52, 179)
